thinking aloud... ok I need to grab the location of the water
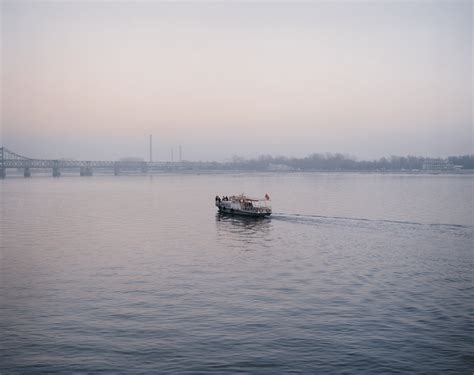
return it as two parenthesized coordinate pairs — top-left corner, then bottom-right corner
(1, 173), (473, 374)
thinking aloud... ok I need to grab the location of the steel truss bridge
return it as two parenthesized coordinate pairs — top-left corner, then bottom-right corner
(0, 147), (178, 178)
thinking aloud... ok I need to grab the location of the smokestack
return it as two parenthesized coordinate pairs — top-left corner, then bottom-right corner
(171, 148), (174, 162)
(149, 134), (152, 162)
(179, 145), (182, 162)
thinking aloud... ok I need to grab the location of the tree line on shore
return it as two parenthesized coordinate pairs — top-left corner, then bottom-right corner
(206, 153), (474, 171)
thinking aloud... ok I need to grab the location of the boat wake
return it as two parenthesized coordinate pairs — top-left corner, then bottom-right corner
(271, 213), (472, 234)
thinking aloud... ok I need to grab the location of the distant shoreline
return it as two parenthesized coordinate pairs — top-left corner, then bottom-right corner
(2, 169), (474, 179)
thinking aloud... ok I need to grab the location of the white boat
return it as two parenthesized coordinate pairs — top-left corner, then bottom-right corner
(215, 194), (272, 217)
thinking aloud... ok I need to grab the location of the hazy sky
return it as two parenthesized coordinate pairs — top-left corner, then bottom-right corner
(1, 1), (472, 161)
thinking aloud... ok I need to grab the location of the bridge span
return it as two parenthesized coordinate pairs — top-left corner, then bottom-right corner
(0, 147), (177, 178)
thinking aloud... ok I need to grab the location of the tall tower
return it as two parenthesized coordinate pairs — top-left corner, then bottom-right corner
(179, 145), (182, 162)
(149, 134), (153, 162)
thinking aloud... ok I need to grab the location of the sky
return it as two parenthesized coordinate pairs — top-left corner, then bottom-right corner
(0, 1), (472, 161)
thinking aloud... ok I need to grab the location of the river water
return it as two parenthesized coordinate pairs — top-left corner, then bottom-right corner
(1, 173), (473, 373)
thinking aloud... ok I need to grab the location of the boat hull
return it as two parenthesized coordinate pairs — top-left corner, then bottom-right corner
(217, 205), (271, 217)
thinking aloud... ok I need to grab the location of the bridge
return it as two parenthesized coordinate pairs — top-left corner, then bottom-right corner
(0, 147), (178, 178)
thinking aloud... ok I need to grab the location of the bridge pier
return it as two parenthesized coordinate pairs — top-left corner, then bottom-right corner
(80, 167), (93, 176)
(1, 147), (165, 178)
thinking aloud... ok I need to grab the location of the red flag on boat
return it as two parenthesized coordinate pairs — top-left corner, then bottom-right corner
(265, 193), (270, 200)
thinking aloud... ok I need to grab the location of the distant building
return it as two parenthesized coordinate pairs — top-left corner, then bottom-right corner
(268, 163), (293, 171)
(422, 159), (456, 170)
(120, 157), (144, 162)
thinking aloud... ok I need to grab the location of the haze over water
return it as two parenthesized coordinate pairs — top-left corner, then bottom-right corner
(1, 173), (472, 373)
(1, 1), (472, 160)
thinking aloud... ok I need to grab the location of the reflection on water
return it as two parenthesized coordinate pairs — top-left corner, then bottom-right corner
(215, 213), (273, 249)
